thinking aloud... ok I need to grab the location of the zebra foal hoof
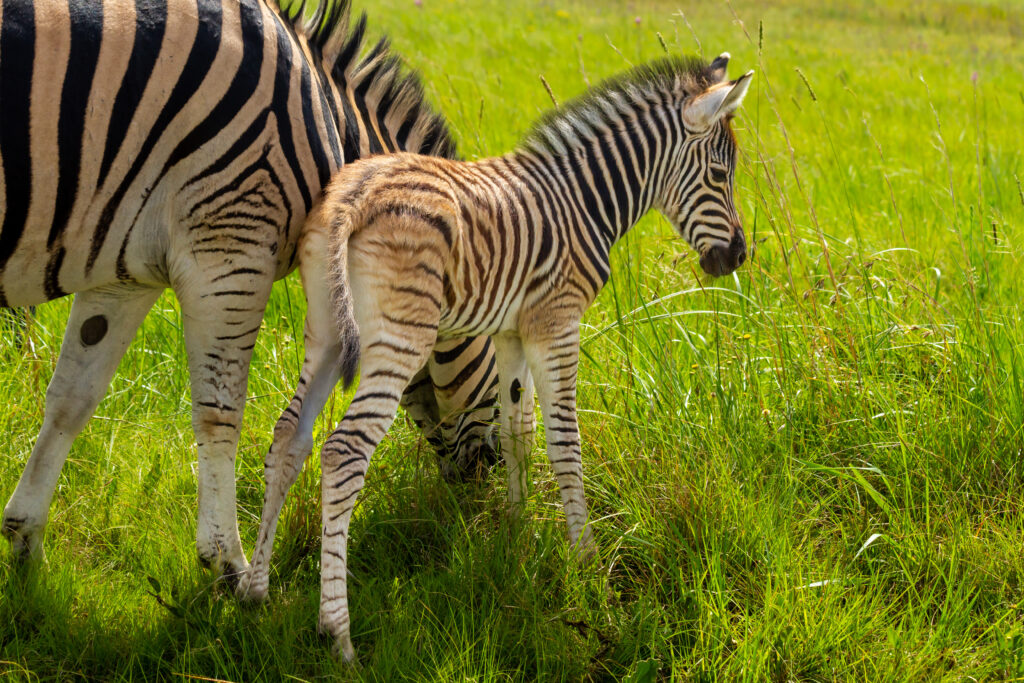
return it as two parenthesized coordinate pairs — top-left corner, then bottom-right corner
(334, 637), (358, 666)
(234, 570), (270, 604)
(318, 615), (358, 664)
(575, 540), (599, 566)
(572, 527), (599, 565)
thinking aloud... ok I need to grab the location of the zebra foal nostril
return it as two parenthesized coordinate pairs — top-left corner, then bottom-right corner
(731, 231), (747, 268)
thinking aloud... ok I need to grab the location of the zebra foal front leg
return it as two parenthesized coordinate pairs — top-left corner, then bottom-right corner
(491, 334), (536, 506)
(524, 325), (596, 558)
(2, 286), (160, 561)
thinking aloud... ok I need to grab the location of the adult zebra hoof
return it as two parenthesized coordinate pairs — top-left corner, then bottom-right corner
(196, 546), (250, 589)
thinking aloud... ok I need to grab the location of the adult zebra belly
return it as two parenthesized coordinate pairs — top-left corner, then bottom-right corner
(0, 0), (329, 307)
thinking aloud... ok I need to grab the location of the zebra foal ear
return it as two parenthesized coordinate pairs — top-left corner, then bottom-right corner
(707, 52), (731, 84)
(682, 69), (755, 132)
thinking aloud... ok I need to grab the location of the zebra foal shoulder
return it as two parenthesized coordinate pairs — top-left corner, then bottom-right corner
(297, 53), (754, 660)
(0, 0), (498, 586)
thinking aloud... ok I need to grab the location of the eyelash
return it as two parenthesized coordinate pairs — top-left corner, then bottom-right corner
(710, 168), (729, 184)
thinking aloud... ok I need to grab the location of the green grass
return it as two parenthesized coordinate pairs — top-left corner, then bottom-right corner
(4, 0), (1024, 679)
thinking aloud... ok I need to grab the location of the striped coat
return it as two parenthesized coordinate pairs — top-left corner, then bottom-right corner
(0, 0), (498, 583)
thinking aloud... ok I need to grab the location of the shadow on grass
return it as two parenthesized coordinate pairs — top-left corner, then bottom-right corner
(0, 474), (635, 682)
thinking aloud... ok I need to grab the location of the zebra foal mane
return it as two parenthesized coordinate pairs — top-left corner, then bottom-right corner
(522, 55), (723, 153)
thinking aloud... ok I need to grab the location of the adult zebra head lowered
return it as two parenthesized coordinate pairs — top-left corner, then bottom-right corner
(284, 53), (754, 660)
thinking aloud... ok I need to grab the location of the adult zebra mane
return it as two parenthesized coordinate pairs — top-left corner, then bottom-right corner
(521, 55), (717, 153)
(277, 0), (457, 159)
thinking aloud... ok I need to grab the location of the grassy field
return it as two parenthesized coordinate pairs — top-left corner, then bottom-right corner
(3, 0), (1024, 680)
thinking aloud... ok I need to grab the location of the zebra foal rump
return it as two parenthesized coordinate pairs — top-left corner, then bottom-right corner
(0, 0), (498, 587)
(298, 53), (753, 660)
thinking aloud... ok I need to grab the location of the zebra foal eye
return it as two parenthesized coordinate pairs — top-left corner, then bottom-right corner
(709, 166), (729, 184)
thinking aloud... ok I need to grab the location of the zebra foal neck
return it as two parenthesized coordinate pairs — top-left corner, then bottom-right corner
(305, 53), (754, 660)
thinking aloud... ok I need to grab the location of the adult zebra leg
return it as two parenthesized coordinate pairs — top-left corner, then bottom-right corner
(2, 285), (161, 561)
(318, 311), (439, 662)
(178, 270), (274, 583)
(491, 334), (536, 505)
(410, 336), (499, 481)
(398, 364), (444, 451)
(239, 228), (342, 602)
(523, 326), (596, 558)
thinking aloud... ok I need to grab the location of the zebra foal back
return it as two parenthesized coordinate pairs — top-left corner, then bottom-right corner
(303, 54), (754, 660)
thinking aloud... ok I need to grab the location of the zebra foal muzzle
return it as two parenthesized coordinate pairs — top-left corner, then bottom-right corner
(698, 228), (746, 277)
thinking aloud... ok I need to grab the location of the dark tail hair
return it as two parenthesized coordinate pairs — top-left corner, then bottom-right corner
(325, 203), (361, 390)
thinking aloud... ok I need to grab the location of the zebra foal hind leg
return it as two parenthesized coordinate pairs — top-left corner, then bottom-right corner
(317, 348), (435, 661)
(318, 230), (444, 661)
(2, 285), (161, 561)
(239, 227), (344, 603)
(317, 318), (440, 662)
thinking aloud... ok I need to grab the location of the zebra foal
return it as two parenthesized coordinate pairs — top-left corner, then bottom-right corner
(293, 53), (753, 659)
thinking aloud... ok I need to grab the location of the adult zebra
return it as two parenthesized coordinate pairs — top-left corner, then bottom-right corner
(0, 0), (498, 581)
(280, 53), (752, 659)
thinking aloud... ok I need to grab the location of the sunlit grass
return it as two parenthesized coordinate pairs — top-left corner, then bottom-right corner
(3, 0), (1024, 680)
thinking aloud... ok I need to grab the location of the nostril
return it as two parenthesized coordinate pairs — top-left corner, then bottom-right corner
(730, 230), (747, 268)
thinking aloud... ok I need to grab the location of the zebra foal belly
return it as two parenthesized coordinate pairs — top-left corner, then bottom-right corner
(437, 301), (519, 341)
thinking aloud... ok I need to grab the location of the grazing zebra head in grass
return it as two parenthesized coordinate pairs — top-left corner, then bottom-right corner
(287, 52), (755, 660)
(523, 52), (752, 278)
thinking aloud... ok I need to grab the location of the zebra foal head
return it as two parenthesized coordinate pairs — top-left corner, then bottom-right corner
(658, 53), (753, 277)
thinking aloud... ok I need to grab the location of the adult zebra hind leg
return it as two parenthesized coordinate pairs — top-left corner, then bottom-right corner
(2, 286), (161, 561)
(177, 267), (275, 585)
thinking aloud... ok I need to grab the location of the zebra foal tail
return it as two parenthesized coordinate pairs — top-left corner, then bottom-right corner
(317, 190), (362, 390)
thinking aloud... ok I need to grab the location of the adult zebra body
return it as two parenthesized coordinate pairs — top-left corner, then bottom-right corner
(278, 53), (753, 659)
(0, 0), (498, 580)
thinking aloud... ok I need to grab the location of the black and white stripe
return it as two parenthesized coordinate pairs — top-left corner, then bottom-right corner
(0, 0), (497, 581)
